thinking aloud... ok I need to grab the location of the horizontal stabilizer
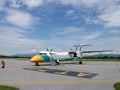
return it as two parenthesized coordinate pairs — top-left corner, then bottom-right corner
(82, 50), (113, 53)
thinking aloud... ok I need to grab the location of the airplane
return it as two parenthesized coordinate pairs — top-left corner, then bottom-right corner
(30, 45), (113, 66)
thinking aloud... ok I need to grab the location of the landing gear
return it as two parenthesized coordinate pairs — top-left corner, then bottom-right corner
(55, 59), (60, 65)
(79, 61), (82, 64)
(79, 58), (82, 64)
(35, 62), (39, 66)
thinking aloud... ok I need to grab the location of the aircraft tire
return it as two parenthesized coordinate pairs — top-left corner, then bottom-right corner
(79, 61), (82, 64)
(35, 62), (39, 66)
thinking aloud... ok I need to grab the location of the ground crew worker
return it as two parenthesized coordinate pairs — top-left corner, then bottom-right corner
(1, 60), (5, 68)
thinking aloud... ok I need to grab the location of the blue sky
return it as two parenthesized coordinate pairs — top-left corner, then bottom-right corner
(0, 0), (120, 55)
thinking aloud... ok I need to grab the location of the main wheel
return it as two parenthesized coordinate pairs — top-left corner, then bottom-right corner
(79, 61), (82, 64)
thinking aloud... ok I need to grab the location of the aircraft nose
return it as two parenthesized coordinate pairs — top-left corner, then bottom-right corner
(30, 55), (44, 62)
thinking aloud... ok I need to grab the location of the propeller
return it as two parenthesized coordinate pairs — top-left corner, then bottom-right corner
(47, 48), (53, 52)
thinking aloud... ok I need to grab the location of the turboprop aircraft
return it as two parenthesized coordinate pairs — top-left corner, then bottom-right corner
(30, 45), (113, 66)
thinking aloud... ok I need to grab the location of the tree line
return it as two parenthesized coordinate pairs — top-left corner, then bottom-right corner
(0, 55), (30, 58)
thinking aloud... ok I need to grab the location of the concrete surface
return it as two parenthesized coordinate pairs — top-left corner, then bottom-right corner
(0, 59), (120, 90)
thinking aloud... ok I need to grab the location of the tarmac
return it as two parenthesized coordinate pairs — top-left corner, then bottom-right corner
(0, 59), (120, 90)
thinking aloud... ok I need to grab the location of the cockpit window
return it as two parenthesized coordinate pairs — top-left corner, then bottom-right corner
(39, 53), (47, 55)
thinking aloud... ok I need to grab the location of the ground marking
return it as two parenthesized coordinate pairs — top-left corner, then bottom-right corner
(0, 79), (120, 85)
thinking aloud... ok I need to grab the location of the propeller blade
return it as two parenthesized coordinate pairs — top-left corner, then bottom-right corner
(47, 48), (49, 51)
(50, 49), (53, 52)
(70, 48), (74, 51)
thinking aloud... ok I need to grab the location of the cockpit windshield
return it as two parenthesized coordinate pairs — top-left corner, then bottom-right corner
(39, 53), (47, 55)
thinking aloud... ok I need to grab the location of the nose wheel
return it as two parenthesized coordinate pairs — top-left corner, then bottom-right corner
(35, 62), (39, 66)
(55, 60), (60, 65)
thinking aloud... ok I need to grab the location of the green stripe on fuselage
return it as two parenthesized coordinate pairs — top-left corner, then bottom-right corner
(54, 58), (73, 61)
(41, 55), (50, 62)
(41, 55), (79, 62)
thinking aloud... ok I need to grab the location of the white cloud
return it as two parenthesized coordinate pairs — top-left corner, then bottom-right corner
(84, 32), (102, 40)
(23, 0), (43, 8)
(99, 37), (120, 50)
(65, 9), (81, 20)
(100, 10), (120, 27)
(0, 0), (43, 9)
(109, 30), (120, 34)
(9, 0), (23, 8)
(0, 0), (5, 11)
(85, 17), (100, 24)
(47, 30), (120, 52)
(83, 0), (120, 27)
(0, 0), (120, 55)
(82, 0), (101, 7)
(58, 0), (81, 6)
(60, 0), (120, 28)
(0, 26), (45, 55)
(56, 26), (83, 35)
(66, 10), (75, 16)
(5, 10), (33, 27)
(57, 0), (101, 7)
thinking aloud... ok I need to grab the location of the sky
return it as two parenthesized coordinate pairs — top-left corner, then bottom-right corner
(0, 0), (120, 55)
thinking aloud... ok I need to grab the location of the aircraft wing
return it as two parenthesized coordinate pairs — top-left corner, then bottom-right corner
(82, 50), (113, 53)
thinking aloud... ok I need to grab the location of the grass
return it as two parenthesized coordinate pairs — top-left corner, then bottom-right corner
(0, 86), (19, 90)
(0, 58), (30, 61)
(114, 82), (120, 90)
(82, 58), (120, 62)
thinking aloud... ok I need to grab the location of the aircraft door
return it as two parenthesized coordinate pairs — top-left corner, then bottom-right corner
(68, 52), (77, 58)
(73, 52), (77, 57)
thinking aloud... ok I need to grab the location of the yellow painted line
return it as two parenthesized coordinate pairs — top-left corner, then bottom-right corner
(38, 69), (46, 72)
(77, 73), (91, 77)
(55, 71), (68, 75)
(0, 80), (120, 85)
